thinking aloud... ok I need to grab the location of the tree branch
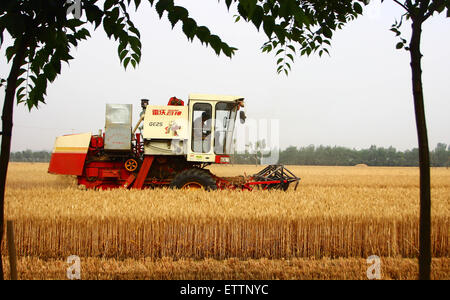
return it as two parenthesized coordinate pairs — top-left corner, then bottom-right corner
(419, 0), (431, 19)
(393, 0), (412, 13)
(423, 0), (444, 20)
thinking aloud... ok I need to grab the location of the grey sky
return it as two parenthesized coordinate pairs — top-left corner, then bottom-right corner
(1, 1), (449, 152)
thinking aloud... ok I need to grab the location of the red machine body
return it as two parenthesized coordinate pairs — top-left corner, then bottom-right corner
(49, 133), (299, 191)
(48, 97), (300, 191)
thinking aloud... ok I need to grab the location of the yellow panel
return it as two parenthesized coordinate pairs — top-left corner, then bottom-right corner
(52, 133), (92, 154)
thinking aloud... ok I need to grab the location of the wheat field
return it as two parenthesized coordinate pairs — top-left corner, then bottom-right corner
(2, 163), (450, 279)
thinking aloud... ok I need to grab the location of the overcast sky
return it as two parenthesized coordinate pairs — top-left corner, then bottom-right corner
(1, 1), (449, 152)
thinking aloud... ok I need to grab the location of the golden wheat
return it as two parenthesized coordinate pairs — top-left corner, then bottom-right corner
(2, 163), (449, 261)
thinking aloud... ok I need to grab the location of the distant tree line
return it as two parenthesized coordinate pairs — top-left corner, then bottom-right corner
(9, 150), (51, 163)
(9, 143), (450, 167)
(232, 143), (450, 167)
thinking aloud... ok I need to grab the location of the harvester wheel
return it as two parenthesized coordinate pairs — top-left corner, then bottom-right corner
(124, 158), (139, 172)
(170, 168), (217, 191)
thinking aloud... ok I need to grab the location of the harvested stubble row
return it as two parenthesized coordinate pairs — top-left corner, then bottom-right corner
(2, 256), (450, 280)
(3, 163), (449, 260)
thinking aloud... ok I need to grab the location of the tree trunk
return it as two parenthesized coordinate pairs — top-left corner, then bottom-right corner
(409, 19), (431, 280)
(0, 38), (28, 280)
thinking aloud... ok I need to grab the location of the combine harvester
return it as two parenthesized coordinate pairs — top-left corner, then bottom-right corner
(48, 94), (300, 191)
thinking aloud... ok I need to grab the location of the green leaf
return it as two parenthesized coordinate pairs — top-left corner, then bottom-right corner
(130, 43), (141, 57)
(287, 45), (296, 54)
(182, 18), (197, 40)
(134, 0), (142, 10)
(67, 19), (85, 29)
(43, 63), (57, 82)
(277, 65), (283, 73)
(16, 78), (26, 88)
(209, 35), (222, 55)
(128, 36), (142, 49)
(118, 42), (127, 55)
(353, 2), (363, 15)
(128, 26), (141, 38)
(322, 26), (332, 39)
(155, 0), (174, 18)
(17, 68), (27, 78)
(85, 3), (104, 28)
(75, 28), (91, 40)
(173, 6), (189, 20)
(6, 46), (15, 62)
(396, 42), (403, 49)
(131, 53), (141, 63)
(119, 49), (129, 61)
(242, 0), (258, 18)
(250, 6), (264, 30)
(221, 43), (236, 58)
(262, 17), (274, 38)
(51, 58), (62, 75)
(273, 26), (286, 44)
(286, 53), (294, 62)
(103, 17), (114, 38)
(237, 3), (248, 20)
(196, 26), (210, 44)
(285, 62), (291, 70)
(123, 57), (131, 69)
(16, 87), (26, 102)
(390, 27), (401, 36)
(104, 0), (116, 11)
(225, 0), (233, 10)
(306, 47), (311, 56)
(168, 7), (188, 28)
(261, 43), (272, 53)
(110, 7), (120, 21)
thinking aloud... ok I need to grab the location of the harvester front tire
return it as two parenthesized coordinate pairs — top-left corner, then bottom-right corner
(170, 168), (217, 191)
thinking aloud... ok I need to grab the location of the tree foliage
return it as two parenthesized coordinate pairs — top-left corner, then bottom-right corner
(228, 0), (367, 75)
(389, 0), (449, 51)
(0, 0), (374, 110)
(231, 143), (450, 166)
(0, 0), (239, 110)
